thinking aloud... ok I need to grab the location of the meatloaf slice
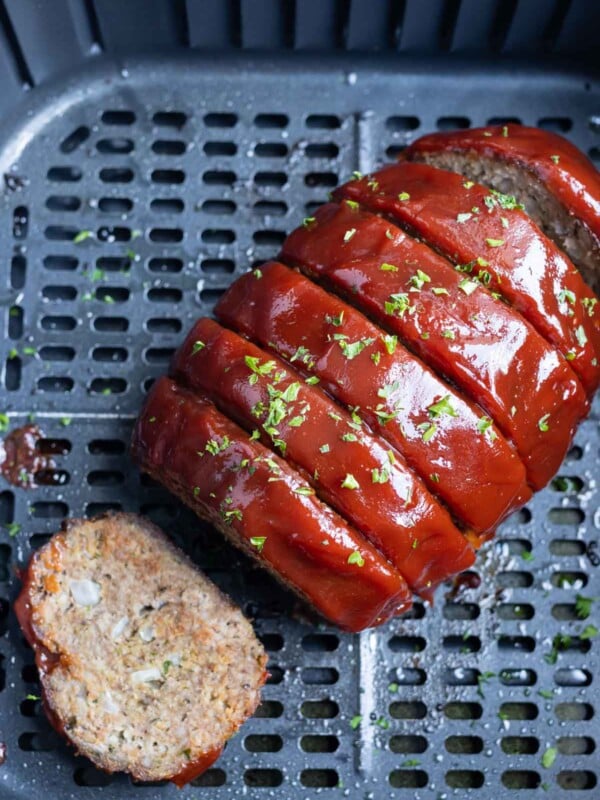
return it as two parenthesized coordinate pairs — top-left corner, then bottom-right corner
(216, 262), (530, 536)
(279, 204), (588, 491)
(404, 124), (600, 296)
(132, 377), (412, 630)
(14, 512), (268, 786)
(333, 162), (600, 397)
(171, 318), (475, 595)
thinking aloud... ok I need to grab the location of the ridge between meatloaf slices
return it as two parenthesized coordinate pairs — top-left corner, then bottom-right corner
(279, 203), (588, 491)
(216, 261), (530, 536)
(333, 161), (600, 397)
(403, 123), (600, 297)
(132, 376), (412, 630)
(171, 317), (475, 595)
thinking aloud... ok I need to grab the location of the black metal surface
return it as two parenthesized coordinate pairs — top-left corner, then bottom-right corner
(0, 50), (598, 800)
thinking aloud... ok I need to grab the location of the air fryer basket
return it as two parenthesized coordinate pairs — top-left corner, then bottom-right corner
(0, 2), (598, 798)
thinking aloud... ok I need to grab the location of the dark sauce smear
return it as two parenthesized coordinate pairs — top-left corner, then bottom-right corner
(445, 570), (481, 602)
(0, 425), (58, 488)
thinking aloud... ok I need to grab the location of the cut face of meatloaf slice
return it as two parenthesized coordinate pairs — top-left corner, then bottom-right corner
(404, 124), (600, 296)
(333, 162), (600, 397)
(132, 377), (412, 631)
(216, 262), (530, 535)
(279, 203), (589, 491)
(171, 318), (475, 595)
(14, 512), (268, 786)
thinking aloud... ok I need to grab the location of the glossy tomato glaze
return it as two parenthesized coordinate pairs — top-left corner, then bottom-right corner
(14, 537), (225, 787)
(405, 124), (600, 242)
(172, 318), (474, 594)
(132, 377), (411, 628)
(280, 204), (588, 491)
(333, 163), (600, 397)
(216, 262), (530, 535)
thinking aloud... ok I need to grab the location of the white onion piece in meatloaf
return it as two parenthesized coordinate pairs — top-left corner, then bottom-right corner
(15, 513), (268, 786)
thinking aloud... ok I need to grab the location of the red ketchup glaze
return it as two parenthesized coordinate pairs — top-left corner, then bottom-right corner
(333, 162), (600, 397)
(170, 747), (223, 788)
(0, 424), (53, 488)
(405, 123), (600, 243)
(216, 262), (530, 534)
(132, 377), (412, 630)
(278, 203), (589, 491)
(172, 318), (474, 595)
(14, 542), (79, 766)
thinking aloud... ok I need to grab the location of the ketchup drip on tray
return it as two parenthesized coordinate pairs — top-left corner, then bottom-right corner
(0, 425), (56, 488)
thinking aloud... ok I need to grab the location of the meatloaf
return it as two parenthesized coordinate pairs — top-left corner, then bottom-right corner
(131, 126), (599, 632)
(15, 512), (268, 786)
(171, 317), (475, 594)
(333, 162), (600, 396)
(216, 261), (531, 536)
(281, 205), (588, 490)
(132, 377), (412, 629)
(404, 123), (600, 295)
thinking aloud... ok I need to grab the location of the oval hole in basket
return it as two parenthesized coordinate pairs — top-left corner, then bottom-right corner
(150, 198), (184, 214)
(301, 633), (339, 651)
(152, 139), (187, 155)
(202, 228), (235, 244)
(501, 736), (539, 755)
(555, 668), (592, 687)
(244, 769), (282, 788)
(102, 110), (135, 125)
(204, 141), (237, 157)
(148, 257), (183, 273)
(390, 735), (427, 754)
(301, 699), (338, 719)
(558, 771), (597, 790)
(153, 111), (187, 128)
(301, 769), (339, 788)
(499, 668), (536, 686)
(390, 701), (427, 720)
(301, 667), (339, 685)
(386, 115), (420, 131)
(46, 195), (81, 212)
(445, 770), (484, 789)
(557, 736), (595, 755)
(300, 735), (339, 753)
(443, 702), (482, 720)
(306, 114), (341, 129)
(60, 125), (90, 154)
(556, 702), (594, 721)
(203, 169), (236, 186)
(97, 137), (133, 154)
(87, 439), (126, 455)
(501, 771), (540, 789)
(445, 735), (483, 754)
(389, 770), (428, 789)
(305, 142), (339, 158)
(98, 197), (133, 213)
(255, 113), (288, 128)
(244, 734), (283, 753)
(204, 112), (237, 128)
(87, 470), (125, 487)
(389, 635), (426, 653)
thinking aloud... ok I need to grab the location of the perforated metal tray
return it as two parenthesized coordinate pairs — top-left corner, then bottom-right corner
(0, 53), (598, 799)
